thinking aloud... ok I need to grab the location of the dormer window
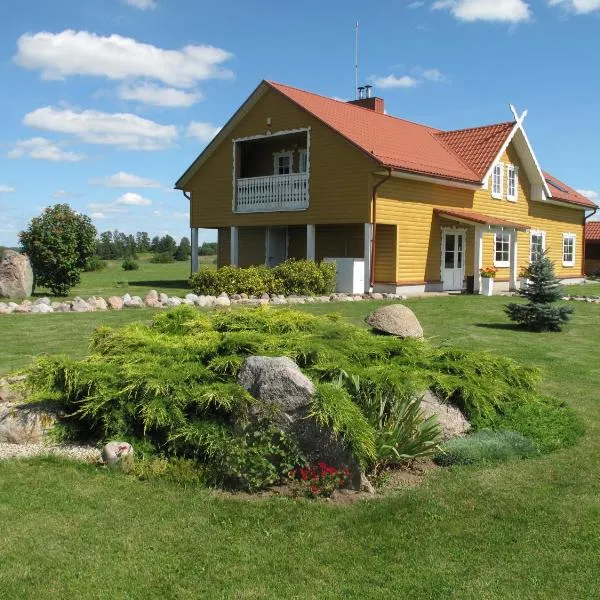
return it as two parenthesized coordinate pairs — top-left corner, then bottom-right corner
(273, 151), (293, 175)
(492, 163), (503, 199)
(507, 165), (518, 201)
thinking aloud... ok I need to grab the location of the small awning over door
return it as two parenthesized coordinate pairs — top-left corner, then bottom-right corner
(434, 208), (529, 231)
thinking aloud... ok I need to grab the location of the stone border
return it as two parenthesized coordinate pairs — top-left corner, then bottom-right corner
(563, 295), (600, 304)
(0, 291), (408, 315)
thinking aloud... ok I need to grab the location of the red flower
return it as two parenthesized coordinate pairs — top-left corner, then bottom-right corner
(310, 485), (319, 495)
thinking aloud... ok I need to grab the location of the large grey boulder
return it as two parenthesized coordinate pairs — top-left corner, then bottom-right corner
(237, 356), (361, 486)
(0, 250), (33, 299)
(366, 304), (423, 338)
(420, 390), (470, 440)
(0, 401), (57, 445)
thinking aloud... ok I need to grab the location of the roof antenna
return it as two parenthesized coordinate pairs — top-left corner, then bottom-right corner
(354, 21), (359, 100)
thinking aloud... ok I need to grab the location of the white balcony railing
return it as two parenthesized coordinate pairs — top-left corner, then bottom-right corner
(236, 173), (308, 213)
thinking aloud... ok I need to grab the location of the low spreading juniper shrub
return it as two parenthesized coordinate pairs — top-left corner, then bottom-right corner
(26, 305), (580, 490)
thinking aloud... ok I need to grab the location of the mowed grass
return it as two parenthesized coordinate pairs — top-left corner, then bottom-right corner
(33, 253), (216, 301)
(1, 292), (600, 598)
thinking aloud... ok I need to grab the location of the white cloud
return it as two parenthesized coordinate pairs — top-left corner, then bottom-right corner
(422, 68), (447, 82)
(15, 30), (233, 89)
(186, 121), (222, 142)
(371, 74), (420, 89)
(408, 1), (425, 6)
(577, 189), (599, 201)
(0, 186), (15, 193)
(23, 107), (177, 150)
(116, 192), (152, 207)
(52, 190), (81, 199)
(432, 0), (531, 22)
(7, 137), (87, 162)
(122, 0), (157, 9)
(90, 171), (161, 188)
(118, 82), (201, 107)
(90, 212), (108, 220)
(549, 0), (600, 13)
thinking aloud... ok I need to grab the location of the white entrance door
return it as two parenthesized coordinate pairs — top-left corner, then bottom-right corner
(442, 231), (465, 291)
(266, 227), (288, 267)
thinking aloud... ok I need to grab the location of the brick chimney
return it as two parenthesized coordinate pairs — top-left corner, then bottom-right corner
(347, 85), (385, 114)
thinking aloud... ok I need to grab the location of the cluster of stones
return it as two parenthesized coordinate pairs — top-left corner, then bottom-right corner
(563, 295), (600, 304)
(0, 290), (408, 315)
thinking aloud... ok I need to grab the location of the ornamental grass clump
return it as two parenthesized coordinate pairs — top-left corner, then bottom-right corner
(25, 305), (579, 491)
(505, 251), (573, 332)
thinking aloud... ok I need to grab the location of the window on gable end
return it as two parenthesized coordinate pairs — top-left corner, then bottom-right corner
(507, 165), (518, 201)
(492, 163), (503, 199)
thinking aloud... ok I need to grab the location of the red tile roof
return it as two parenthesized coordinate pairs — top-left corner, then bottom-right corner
(435, 122), (515, 179)
(542, 171), (597, 209)
(267, 81), (480, 183)
(434, 208), (529, 231)
(267, 81), (595, 210)
(586, 222), (600, 240)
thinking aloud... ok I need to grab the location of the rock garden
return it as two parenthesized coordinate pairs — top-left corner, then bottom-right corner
(1, 303), (581, 499)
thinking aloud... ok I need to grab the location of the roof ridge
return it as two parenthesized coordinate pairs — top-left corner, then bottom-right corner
(266, 80), (441, 132)
(436, 121), (516, 137)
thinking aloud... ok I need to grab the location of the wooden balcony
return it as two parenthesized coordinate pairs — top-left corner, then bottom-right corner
(235, 173), (308, 213)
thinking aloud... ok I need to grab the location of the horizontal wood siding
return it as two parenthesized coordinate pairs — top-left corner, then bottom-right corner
(375, 224), (397, 282)
(238, 227), (265, 267)
(217, 228), (231, 267)
(187, 87), (377, 228)
(315, 224), (364, 262)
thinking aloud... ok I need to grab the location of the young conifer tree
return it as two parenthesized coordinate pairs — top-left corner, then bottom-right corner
(505, 251), (573, 332)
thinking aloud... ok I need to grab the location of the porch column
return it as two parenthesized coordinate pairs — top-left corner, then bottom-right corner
(191, 228), (199, 273)
(230, 226), (239, 266)
(474, 227), (483, 293)
(306, 224), (316, 261)
(509, 229), (518, 291)
(364, 222), (373, 293)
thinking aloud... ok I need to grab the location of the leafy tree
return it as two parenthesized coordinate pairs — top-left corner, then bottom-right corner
(150, 236), (160, 252)
(174, 236), (191, 261)
(97, 231), (115, 259)
(157, 234), (177, 256)
(505, 251), (573, 332)
(199, 241), (218, 256)
(19, 204), (97, 296)
(135, 231), (151, 253)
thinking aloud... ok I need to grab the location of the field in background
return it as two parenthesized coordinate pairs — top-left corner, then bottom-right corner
(33, 254), (216, 301)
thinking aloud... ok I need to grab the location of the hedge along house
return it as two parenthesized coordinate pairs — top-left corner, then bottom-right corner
(175, 80), (596, 295)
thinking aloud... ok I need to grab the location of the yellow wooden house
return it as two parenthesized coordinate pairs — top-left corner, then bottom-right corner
(176, 80), (595, 295)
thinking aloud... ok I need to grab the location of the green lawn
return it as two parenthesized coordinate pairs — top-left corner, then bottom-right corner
(33, 253), (216, 301)
(1, 296), (600, 598)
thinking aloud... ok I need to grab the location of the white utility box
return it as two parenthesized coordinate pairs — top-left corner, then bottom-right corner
(323, 257), (365, 294)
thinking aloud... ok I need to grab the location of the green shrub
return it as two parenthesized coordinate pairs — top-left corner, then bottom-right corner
(25, 306), (579, 491)
(150, 251), (174, 264)
(127, 456), (205, 486)
(189, 259), (336, 297)
(121, 258), (139, 271)
(84, 255), (107, 272)
(435, 430), (538, 466)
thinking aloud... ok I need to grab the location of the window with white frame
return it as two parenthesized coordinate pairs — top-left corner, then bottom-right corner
(494, 232), (510, 267)
(530, 231), (545, 263)
(507, 165), (518, 201)
(273, 151), (293, 175)
(298, 149), (308, 173)
(562, 233), (576, 266)
(492, 163), (503, 199)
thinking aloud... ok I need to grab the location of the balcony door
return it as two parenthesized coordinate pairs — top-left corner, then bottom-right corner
(442, 230), (465, 291)
(266, 227), (288, 267)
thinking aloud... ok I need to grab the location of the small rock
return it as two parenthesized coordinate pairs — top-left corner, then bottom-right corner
(107, 296), (124, 310)
(128, 296), (145, 308)
(71, 298), (90, 313)
(54, 302), (72, 313)
(240, 293), (248, 300)
(205, 296), (216, 307)
(182, 298), (195, 306)
(420, 390), (470, 440)
(218, 292), (229, 298)
(270, 297), (287, 305)
(370, 292), (384, 300)
(166, 297), (182, 307)
(159, 293), (169, 304)
(185, 293), (198, 303)
(30, 304), (53, 314)
(261, 293), (270, 301)
(14, 303), (31, 313)
(101, 441), (134, 469)
(34, 297), (51, 306)
(145, 290), (159, 304)
(366, 304), (423, 339)
(195, 295), (207, 308)
(215, 295), (231, 307)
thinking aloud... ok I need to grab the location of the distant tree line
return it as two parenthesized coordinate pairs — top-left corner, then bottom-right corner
(94, 230), (216, 262)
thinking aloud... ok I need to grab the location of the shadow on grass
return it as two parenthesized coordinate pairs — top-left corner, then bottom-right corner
(474, 322), (523, 331)
(128, 279), (190, 290)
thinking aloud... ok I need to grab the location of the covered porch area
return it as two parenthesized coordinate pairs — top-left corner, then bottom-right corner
(434, 208), (529, 294)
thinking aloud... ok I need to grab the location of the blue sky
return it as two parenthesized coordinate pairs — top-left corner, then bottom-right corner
(1, 0), (599, 246)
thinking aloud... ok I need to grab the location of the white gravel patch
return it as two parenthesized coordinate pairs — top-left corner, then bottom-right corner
(0, 442), (100, 462)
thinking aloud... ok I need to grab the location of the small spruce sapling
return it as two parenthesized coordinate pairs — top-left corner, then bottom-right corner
(505, 251), (573, 331)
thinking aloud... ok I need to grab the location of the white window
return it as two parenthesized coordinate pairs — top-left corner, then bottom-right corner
(298, 149), (308, 173)
(492, 163), (504, 199)
(273, 151), (293, 175)
(507, 165), (518, 201)
(530, 231), (546, 263)
(494, 232), (511, 267)
(562, 233), (576, 267)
